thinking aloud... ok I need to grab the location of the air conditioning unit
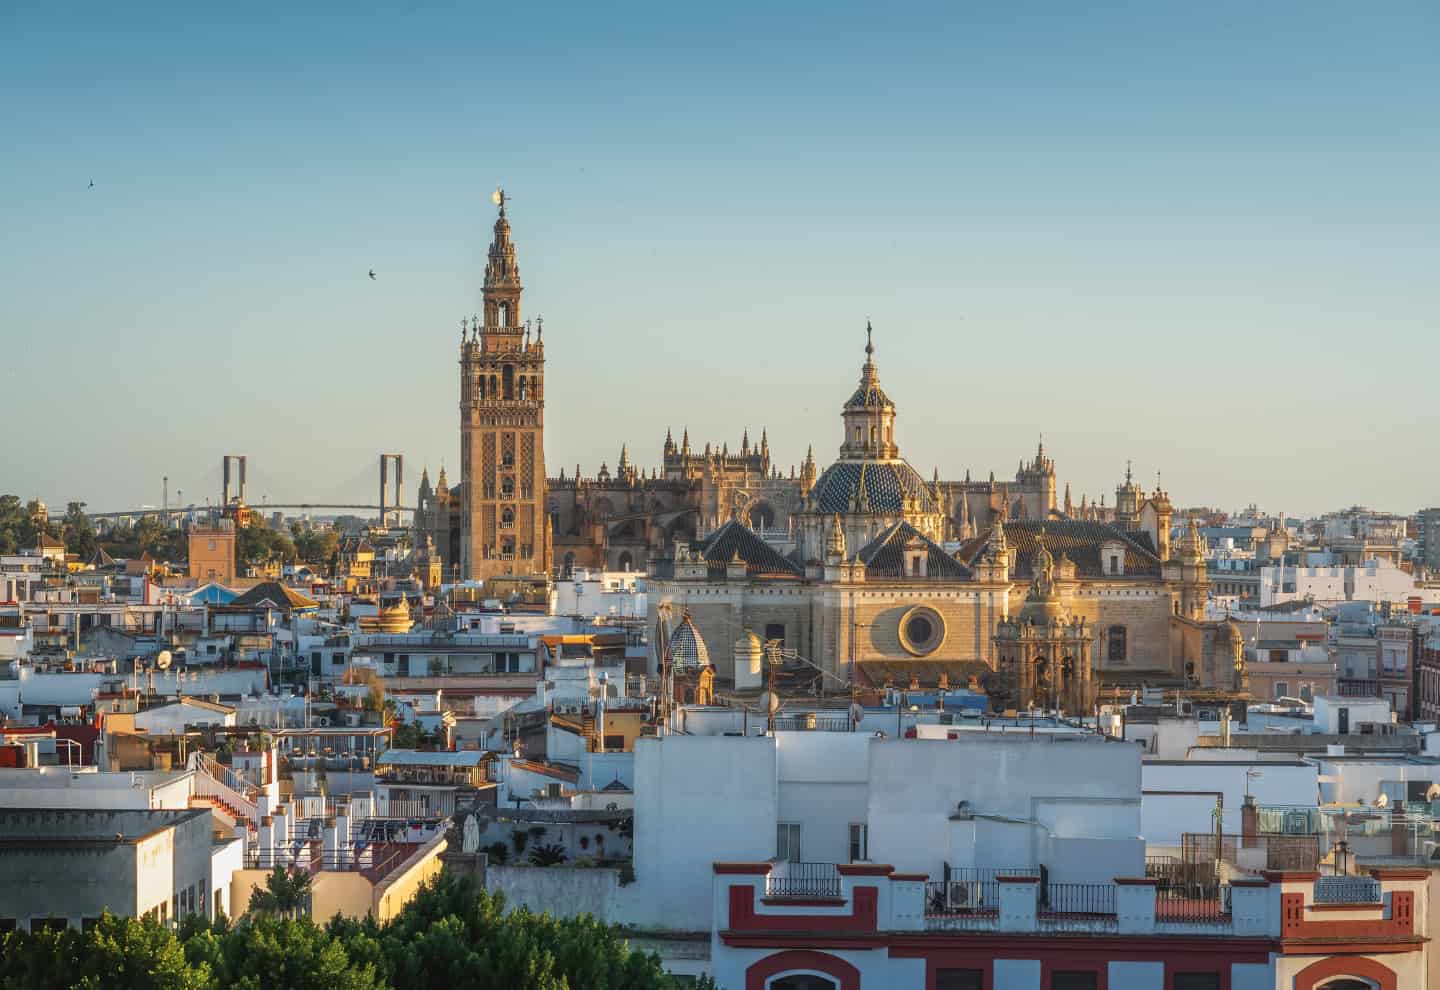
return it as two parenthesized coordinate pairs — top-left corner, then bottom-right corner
(946, 880), (984, 910)
(316, 716), (331, 727)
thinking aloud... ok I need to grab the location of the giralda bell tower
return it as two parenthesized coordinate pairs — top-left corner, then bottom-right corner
(458, 189), (548, 581)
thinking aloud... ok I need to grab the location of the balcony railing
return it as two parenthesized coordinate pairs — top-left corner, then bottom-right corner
(1314, 875), (1382, 904)
(766, 861), (841, 899)
(1038, 882), (1115, 919)
(1338, 678), (1384, 698)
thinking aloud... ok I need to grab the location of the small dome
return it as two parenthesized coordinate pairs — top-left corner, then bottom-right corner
(844, 379), (894, 410)
(809, 460), (939, 515)
(668, 612), (711, 672)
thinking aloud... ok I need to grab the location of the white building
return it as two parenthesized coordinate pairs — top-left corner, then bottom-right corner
(0, 808), (242, 929)
(1260, 559), (1420, 608)
(553, 569), (647, 620)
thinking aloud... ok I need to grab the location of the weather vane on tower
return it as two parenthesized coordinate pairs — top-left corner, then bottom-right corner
(492, 186), (508, 216)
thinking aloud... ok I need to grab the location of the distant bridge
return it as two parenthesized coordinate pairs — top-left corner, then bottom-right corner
(89, 503), (416, 521)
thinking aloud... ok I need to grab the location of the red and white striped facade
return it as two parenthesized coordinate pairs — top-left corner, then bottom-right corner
(710, 862), (1431, 990)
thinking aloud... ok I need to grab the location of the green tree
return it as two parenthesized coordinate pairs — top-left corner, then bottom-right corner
(238, 520), (296, 569)
(391, 722), (424, 749)
(0, 915), (208, 990)
(0, 495), (52, 554)
(60, 501), (98, 560)
(292, 528), (339, 567)
(205, 916), (385, 990)
(248, 865), (314, 920)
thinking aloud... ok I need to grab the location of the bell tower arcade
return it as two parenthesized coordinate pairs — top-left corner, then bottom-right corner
(458, 189), (548, 582)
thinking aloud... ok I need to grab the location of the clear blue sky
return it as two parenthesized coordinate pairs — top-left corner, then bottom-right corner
(2, 2), (1436, 517)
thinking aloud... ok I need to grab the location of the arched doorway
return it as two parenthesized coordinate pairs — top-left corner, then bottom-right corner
(618, 551), (634, 572)
(748, 501), (776, 530)
(770, 977), (838, 990)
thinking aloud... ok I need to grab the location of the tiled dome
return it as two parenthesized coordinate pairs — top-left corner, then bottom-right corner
(809, 460), (939, 515)
(668, 612), (711, 672)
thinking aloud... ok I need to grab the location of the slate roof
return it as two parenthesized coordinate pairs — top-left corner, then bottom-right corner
(956, 520), (1162, 578)
(856, 521), (971, 579)
(696, 519), (804, 578)
(809, 460), (939, 515)
(230, 581), (320, 611)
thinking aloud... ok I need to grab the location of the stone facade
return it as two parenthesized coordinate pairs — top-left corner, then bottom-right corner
(648, 339), (1248, 712)
(416, 192), (549, 583)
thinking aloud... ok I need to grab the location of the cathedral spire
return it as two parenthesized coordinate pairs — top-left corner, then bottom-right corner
(826, 513), (847, 562)
(681, 427), (691, 455)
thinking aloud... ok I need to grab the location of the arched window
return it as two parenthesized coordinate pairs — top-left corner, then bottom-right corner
(477, 377), (486, 400)
(501, 508), (514, 528)
(869, 426), (877, 447)
(518, 377), (527, 400)
(562, 551), (576, 578)
(618, 551), (633, 572)
(503, 365), (515, 400)
(490, 374), (498, 397)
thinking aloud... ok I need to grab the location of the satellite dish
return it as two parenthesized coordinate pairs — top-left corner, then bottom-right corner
(1427, 783), (1440, 802)
(155, 650), (172, 671)
(1375, 792), (1390, 808)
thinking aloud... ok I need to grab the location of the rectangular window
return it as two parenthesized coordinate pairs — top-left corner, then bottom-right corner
(776, 822), (802, 863)
(1108, 626), (1127, 662)
(1108, 554), (1118, 574)
(1051, 972), (1098, 990)
(1275, 682), (1289, 699)
(603, 734), (625, 751)
(764, 623), (786, 647)
(936, 970), (983, 990)
(332, 652), (344, 666)
(848, 823), (868, 862)
(1173, 975), (1221, 990)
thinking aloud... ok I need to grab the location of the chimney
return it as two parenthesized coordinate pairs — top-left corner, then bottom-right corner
(1241, 794), (1258, 848)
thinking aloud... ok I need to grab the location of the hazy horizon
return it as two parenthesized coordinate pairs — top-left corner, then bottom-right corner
(3, 2), (1436, 518)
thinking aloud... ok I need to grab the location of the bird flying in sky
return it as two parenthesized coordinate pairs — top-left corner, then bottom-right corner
(368, 269), (376, 280)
